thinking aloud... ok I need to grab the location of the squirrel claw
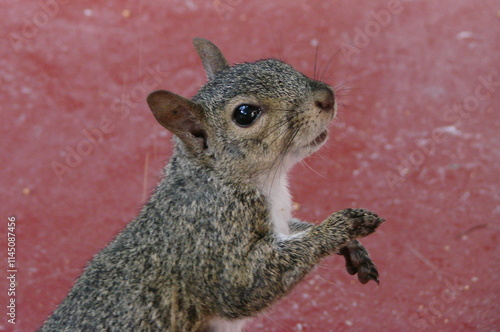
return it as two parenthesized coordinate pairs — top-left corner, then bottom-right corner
(341, 208), (385, 239)
(339, 240), (380, 285)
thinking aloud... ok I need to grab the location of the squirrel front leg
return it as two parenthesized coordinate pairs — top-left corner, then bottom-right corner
(339, 240), (380, 284)
(289, 215), (381, 284)
(288, 218), (314, 233)
(213, 208), (384, 319)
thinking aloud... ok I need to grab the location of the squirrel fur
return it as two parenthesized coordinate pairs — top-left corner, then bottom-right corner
(41, 38), (384, 332)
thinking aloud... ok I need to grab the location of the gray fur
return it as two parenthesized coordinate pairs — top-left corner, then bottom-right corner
(41, 38), (384, 332)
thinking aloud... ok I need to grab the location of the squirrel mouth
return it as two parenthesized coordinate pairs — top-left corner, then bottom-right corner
(309, 130), (328, 147)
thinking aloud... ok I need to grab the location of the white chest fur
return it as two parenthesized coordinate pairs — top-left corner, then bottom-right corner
(207, 317), (249, 332)
(257, 169), (292, 236)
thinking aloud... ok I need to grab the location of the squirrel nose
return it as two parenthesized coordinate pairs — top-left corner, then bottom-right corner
(314, 88), (335, 113)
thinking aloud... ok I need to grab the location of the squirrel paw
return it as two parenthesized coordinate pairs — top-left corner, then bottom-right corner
(340, 208), (385, 239)
(339, 240), (379, 284)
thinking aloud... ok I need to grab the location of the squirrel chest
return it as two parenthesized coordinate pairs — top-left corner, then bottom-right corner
(258, 169), (293, 237)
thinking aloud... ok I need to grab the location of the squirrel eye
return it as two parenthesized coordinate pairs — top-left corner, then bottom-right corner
(232, 104), (261, 127)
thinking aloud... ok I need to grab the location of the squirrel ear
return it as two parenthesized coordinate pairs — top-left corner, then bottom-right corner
(193, 38), (230, 80)
(147, 90), (208, 152)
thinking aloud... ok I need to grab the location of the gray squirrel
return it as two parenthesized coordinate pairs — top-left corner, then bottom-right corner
(41, 38), (384, 332)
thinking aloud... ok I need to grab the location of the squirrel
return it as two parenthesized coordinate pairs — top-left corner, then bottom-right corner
(40, 38), (384, 332)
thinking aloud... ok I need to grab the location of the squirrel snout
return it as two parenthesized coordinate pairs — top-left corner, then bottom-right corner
(314, 88), (336, 113)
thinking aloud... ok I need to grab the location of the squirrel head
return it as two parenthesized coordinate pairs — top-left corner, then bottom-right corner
(147, 38), (336, 181)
